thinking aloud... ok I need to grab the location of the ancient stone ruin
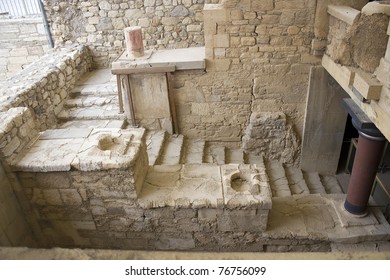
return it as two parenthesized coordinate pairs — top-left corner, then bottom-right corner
(1, 0), (390, 258)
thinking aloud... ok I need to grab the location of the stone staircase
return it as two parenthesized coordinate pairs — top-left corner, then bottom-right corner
(144, 130), (344, 197)
(57, 73), (126, 130)
(56, 69), (344, 198)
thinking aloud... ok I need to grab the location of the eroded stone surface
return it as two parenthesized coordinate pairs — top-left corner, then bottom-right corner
(222, 164), (272, 210)
(139, 164), (223, 208)
(72, 128), (146, 171)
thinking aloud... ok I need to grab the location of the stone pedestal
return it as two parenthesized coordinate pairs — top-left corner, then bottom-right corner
(124, 26), (144, 58)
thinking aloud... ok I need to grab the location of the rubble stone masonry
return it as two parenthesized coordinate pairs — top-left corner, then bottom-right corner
(44, 0), (208, 67)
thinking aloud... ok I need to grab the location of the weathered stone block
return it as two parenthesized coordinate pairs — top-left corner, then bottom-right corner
(60, 189), (83, 206)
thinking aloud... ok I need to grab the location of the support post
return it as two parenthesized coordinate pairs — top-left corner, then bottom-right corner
(343, 98), (386, 215)
(344, 126), (386, 215)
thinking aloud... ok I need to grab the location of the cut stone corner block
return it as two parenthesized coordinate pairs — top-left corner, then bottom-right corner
(221, 164), (272, 211)
(72, 127), (148, 195)
(203, 3), (229, 26)
(219, 164), (272, 233)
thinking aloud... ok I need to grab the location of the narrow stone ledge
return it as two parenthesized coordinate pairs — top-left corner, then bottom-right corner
(328, 5), (360, 26)
(10, 128), (146, 173)
(112, 47), (206, 72)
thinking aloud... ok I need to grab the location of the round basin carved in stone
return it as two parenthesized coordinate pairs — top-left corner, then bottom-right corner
(230, 171), (260, 194)
(231, 174), (251, 192)
(97, 134), (129, 155)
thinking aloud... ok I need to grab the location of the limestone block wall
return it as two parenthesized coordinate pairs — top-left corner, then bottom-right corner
(43, 0), (207, 67)
(171, 1), (322, 164)
(13, 161), (273, 250)
(0, 17), (50, 81)
(0, 44), (92, 131)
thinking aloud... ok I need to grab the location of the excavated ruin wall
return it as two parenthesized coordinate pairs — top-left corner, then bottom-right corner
(169, 1), (320, 165)
(43, 0), (208, 67)
(0, 45), (92, 131)
(43, 1), (322, 165)
(0, 46), (93, 248)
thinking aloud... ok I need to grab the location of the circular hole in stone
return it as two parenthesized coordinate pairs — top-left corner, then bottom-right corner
(98, 136), (120, 151)
(231, 175), (251, 192)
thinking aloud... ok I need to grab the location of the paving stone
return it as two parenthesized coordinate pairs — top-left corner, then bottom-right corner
(12, 138), (85, 172)
(138, 165), (222, 208)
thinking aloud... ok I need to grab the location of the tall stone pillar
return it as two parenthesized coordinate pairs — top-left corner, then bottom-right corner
(124, 26), (144, 58)
(343, 99), (386, 215)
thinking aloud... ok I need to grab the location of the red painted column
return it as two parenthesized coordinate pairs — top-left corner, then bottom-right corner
(124, 26), (144, 58)
(344, 127), (386, 215)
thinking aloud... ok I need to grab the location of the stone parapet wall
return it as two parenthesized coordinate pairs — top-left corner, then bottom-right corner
(0, 44), (92, 131)
(0, 17), (50, 81)
(44, 0), (207, 67)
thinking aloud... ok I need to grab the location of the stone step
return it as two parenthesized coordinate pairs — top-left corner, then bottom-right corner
(156, 134), (184, 165)
(70, 83), (117, 97)
(57, 105), (125, 121)
(58, 119), (126, 129)
(303, 172), (327, 194)
(181, 138), (205, 164)
(204, 143), (225, 164)
(226, 148), (245, 164)
(320, 175), (344, 194)
(265, 160), (292, 197)
(284, 166), (310, 195)
(64, 95), (119, 108)
(145, 130), (167, 166)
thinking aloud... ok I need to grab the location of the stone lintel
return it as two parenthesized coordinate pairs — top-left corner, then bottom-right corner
(328, 5), (360, 26)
